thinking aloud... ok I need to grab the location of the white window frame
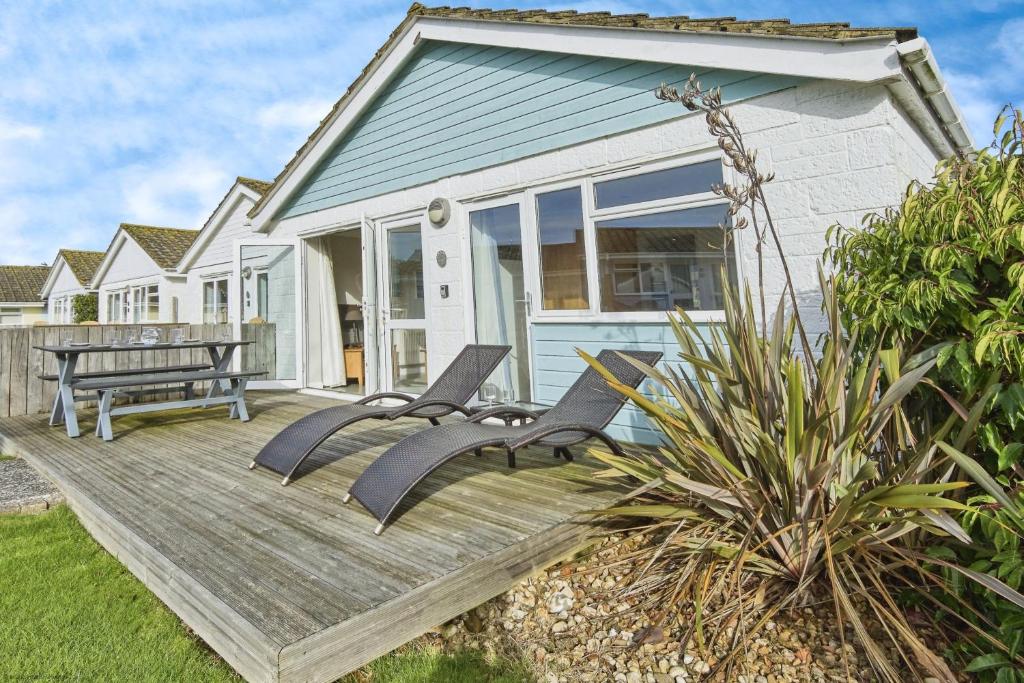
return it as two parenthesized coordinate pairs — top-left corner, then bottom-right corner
(105, 289), (127, 323)
(130, 283), (160, 323)
(202, 277), (230, 324)
(522, 151), (739, 323)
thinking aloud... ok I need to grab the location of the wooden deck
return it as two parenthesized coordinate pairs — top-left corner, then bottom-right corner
(0, 391), (626, 682)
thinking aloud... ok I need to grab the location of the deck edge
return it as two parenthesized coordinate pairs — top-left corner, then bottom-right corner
(277, 517), (598, 682)
(0, 428), (285, 683)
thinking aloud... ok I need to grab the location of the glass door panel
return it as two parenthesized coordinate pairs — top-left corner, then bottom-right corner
(469, 201), (531, 403)
(239, 244), (296, 381)
(383, 223), (428, 393)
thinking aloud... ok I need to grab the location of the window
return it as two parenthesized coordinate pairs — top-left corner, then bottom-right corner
(130, 284), (159, 323)
(0, 307), (19, 326)
(595, 205), (733, 312)
(256, 273), (268, 318)
(530, 157), (734, 316)
(593, 160), (722, 209)
(536, 187), (589, 310)
(51, 298), (65, 324)
(106, 291), (125, 323)
(203, 278), (229, 324)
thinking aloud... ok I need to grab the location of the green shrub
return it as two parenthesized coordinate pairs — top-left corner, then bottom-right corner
(71, 293), (98, 323)
(829, 107), (1024, 683)
(827, 107), (1024, 478)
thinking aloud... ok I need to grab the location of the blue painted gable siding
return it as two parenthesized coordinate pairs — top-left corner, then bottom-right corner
(280, 41), (803, 218)
(532, 322), (716, 445)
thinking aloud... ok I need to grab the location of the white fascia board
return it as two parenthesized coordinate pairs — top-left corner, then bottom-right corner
(178, 184), (258, 271)
(39, 256), (66, 299)
(89, 231), (128, 289)
(4, 301), (45, 308)
(416, 17), (902, 82)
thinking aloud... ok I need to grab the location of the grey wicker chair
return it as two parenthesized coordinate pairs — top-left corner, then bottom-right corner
(344, 349), (662, 534)
(249, 344), (510, 484)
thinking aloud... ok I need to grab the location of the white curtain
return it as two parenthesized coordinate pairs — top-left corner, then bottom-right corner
(312, 237), (345, 387)
(470, 215), (516, 400)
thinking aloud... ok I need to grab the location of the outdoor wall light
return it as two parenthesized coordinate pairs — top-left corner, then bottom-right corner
(241, 266), (252, 279)
(427, 198), (451, 227)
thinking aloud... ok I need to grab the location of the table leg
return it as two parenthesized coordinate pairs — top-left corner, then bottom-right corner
(56, 352), (80, 438)
(204, 345), (236, 399)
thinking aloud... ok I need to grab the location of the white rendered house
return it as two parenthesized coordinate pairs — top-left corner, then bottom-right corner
(223, 6), (967, 442)
(91, 224), (198, 324)
(175, 177), (272, 326)
(40, 249), (105, 324)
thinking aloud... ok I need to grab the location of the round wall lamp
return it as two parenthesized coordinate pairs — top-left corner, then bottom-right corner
(241, 266), (253, 279)
(427, 198), (451, 228)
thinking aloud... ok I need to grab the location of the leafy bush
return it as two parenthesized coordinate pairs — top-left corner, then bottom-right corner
(829, 108), (1024, 682)
(71, 293), (98, 323)
(827, 107), (1024, 478)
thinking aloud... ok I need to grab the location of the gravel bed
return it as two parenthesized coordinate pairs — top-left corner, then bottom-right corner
(0, 458), (63, 514)
(429, 534), (959, 682)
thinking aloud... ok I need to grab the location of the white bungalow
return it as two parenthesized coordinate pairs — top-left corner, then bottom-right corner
(0, 265), (49, 326)
(176, 177), (273, 326)
(229, 6), (969, 442)
(40, 249), (106, 324)
(91, 224), (198, 324)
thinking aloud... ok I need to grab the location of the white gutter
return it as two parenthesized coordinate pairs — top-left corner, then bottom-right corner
(896, 38), (975, 156)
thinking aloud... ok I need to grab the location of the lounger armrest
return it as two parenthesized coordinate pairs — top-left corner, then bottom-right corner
(388, 399), (473, 419)
(507, 423), (626, 455)
(466, 406), (541, 424)
(356, 392), (415, 406)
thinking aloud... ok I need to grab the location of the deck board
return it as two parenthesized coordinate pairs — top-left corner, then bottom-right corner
(0, 391), (628, 682)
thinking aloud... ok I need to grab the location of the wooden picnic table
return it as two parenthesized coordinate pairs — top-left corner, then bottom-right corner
(34, 340), (253, 438)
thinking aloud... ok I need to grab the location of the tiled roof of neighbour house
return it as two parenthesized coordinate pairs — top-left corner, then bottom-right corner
(237, 176), (273, 195)
(58, 249), (106, 286)
(120, 224), (200, 270)
(0, 265), (49, 303)
(247, 3), (918, 219)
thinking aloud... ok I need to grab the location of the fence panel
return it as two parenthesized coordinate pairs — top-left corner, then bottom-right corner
(0, 322), (247, 418)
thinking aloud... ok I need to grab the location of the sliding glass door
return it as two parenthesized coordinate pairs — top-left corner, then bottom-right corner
(469, 197), (532, 403)
(235, 241), (299, 387)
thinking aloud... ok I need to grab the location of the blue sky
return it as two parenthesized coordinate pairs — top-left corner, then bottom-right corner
(1, 0), (1020, 266)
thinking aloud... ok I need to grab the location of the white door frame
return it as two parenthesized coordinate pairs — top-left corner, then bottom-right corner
(233, 238), (303, 390)
(460, 192), (537, 402)
(378, 214), (429, 395)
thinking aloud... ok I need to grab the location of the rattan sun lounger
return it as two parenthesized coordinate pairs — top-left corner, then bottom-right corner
(344, 349), (662, 533)
(249, 344), (510, 484)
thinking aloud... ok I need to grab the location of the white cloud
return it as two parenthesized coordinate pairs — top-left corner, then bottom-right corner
(0, 121), (43, 142)
(120, 154), (231, 229)
(256, 98), (333, 132)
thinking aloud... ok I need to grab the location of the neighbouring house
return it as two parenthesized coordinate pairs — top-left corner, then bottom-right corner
(0, 265), (50, 326)
(91, 224), (199, 324)
(231, 5), (969, 442)
(39, 249), (106, 323)
(176, 176), (272, 326)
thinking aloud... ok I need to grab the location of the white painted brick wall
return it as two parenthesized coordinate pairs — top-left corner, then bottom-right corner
(268, 78), (944, 383)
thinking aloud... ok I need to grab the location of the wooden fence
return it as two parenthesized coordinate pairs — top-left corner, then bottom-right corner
(0, 323), (277, 419)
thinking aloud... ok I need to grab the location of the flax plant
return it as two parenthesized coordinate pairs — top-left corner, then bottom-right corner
(585, 76), (1024, 681)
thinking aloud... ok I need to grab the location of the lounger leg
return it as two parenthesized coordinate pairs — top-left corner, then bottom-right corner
(97, 390), (114, 442)
(342, 492), (352, 504)
(428, 417), (440, 426)
(474, 448), (482, 457)
(232, 379), (250, 422)
(507, 448), (516, 468)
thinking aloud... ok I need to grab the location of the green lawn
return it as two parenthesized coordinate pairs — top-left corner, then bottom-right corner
(0, 505), (532, 682)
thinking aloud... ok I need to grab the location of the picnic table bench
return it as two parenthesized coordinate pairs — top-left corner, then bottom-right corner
(74, 369), (266, 441)
(34, 340), (259, 439)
